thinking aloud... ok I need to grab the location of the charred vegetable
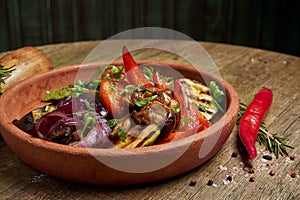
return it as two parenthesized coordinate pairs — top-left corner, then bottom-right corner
(14, 94), (112, 148)
(14, 46), (225, 149)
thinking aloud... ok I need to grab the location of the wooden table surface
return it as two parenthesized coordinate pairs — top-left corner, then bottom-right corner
(0, 41), (299, 200)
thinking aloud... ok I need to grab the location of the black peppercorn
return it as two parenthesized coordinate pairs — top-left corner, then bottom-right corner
(231, 151), (238, 158)
(290, 172), (297, 178)
(226, 176), (233, 182)
(249, 176), (256, 182)
(189, 180), (197, 186)
(262, 155), (273, 160)
(207, 180), (213, 186)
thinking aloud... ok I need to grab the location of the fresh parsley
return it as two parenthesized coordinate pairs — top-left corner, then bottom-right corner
(134, 95), (158, 107)
(117, 126), (127, 142)
(110, 66), (124, 80)
(108, 119), (118, 128)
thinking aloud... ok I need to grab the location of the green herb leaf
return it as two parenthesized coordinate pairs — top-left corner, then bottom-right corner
(212, 99), (225, 113)
(209, 81), (225, 103)
(119, 85), (140, 95)
(42, 78), (100, 101)
(108, 119), (118, 128)
(179, 116), (194, 128)
(80, 113), (97, 138)
(117, 127), (127, 142)
(196, 104), (209, 112)
(43, 88), (74, 101)
(142, 67), (154, 81)
(84, 100), (95, 111)
(209, 81), (225, 113)
(110, 66), (124, 80)
(134, 95), (157, 107)
(109, 85), (116, 91)
(172, 107), (181, 113)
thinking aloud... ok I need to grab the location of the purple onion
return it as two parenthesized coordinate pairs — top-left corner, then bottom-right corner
(28, 93), (112, 147)
(34, 111), (68, 140)
(75, 125), (113, 148)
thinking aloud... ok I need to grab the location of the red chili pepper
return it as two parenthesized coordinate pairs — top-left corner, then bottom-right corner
(174, 80), (210, 137)
(122, 46), (152, 88)
(239, 88), (273, 159)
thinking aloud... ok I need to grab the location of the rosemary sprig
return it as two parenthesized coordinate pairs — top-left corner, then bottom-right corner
(237, 103), (293, 158)
(0, 64), (16, 94)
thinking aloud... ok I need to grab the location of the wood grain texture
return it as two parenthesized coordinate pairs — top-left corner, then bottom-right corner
(0, 41), (299, 200)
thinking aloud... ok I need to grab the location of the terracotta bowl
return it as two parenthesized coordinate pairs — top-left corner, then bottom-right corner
(0, 61), (239, 185)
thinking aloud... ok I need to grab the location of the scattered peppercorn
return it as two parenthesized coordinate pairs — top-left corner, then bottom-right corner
(226, 176), (233, 182)
(269, 170), (276, 176)
(247, 162), (254, 169)
(290, 172), (297, 178)
(249, 176), (256, 182)
(207, 180), (214, 186)
(231, 151), (238, 158)
(189, 180), (197, 186)
(290, 155), (295, 161)
(262, 154), (273, 160)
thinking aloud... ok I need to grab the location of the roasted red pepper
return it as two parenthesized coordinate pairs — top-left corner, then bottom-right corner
(152, 70), (167, 90)
(196, 108), (211, 129)
(122, 46), (152, 88)
(156, 132), (180, 144)
(100, 46), (152, 117)
(239, 88), (273, 159)
(99, 66), (125, 117)
(174, 80), (210, 137)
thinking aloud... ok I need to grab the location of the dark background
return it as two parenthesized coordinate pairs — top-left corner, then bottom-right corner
(0, 0), (299, 56)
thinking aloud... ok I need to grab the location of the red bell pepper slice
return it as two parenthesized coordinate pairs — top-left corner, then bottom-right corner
(152, 70), (167, 90)
(122, 46), (152, 88)
(174, 80), (210, 137)
(156, 132), (181, 144)
(196, 107), (211, 129)
(99, 67), (125, 117)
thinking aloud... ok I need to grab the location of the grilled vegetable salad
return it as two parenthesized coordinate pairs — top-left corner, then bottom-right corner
(13, 46), (225, 148)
